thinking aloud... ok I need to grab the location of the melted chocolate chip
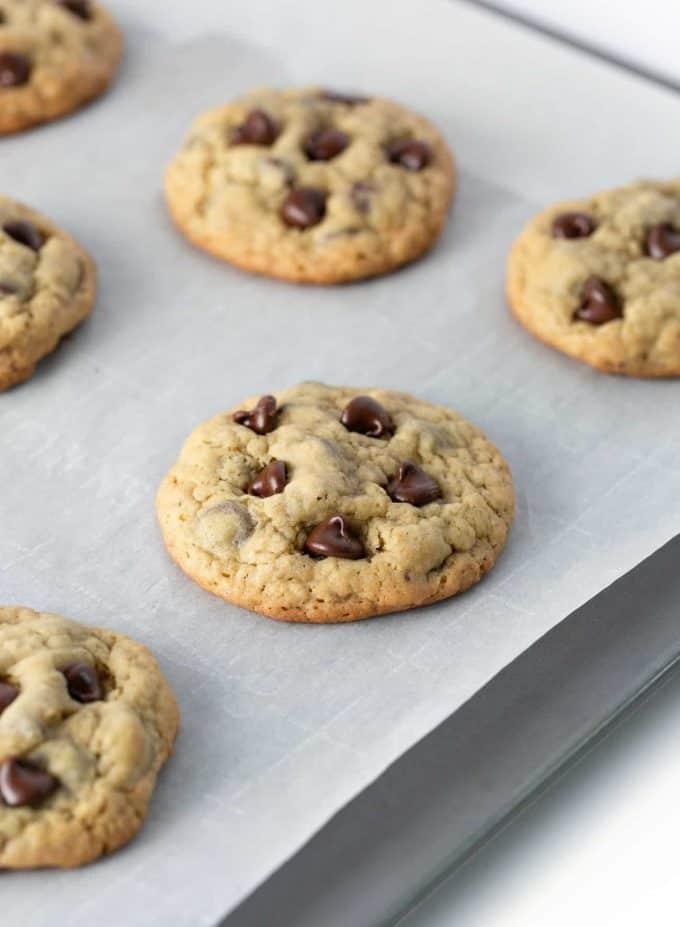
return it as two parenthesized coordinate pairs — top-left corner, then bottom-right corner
(319, 90), (368, 106)
(0, 280), (17, 295)
(55, 0), (92, 19)
(0, 51), (31, 88)
(341, 396), (394, 438)
(0, 682), (19, 714)
(233, 395), (278, 435)
(387, 462), (442, 507)
(304, 515), (365, 560)
(232, 109), (278, 146)
(387, 139), (431, 171)
(0, 758), (59, 808)
(0, 10), (6, 25)
(280, 187), (327, 229)
(551, 212), (595, 240)
(62, 662), (102, 703)
(247, 460), (287, 498)
(303, 128), (349, 161)
(645, 222), (680, 261)
(351, 181), (375, 214)
(3, 220), (43, 251)
(575, 277), (622, 325)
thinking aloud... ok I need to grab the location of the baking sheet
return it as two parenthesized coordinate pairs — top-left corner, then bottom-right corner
(1, 1), (679, 924)
(224, 538), (680, 927)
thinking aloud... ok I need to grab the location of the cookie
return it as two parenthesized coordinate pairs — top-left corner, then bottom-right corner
(164, 87), (456, 284)
(0, 195), (96, 390)
(0, 0), (122, 135)
(507, 179), (680, 377)
(157, 383), (514, 623)
(0, 606), (179, 869)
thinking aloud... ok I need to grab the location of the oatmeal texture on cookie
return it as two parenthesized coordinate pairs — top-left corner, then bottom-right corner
(157, 383), (514, 623)
(0, 607), (179, 870)
(0, 0), (121, 134)
(508, 179), (680, 377)
(0, 195), (96, 390)
(165, 87), (456, 283)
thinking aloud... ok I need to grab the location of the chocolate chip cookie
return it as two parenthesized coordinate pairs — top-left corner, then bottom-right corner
(156, 383), (514, 623)
(0, 0), (122, 134)
(0, 606), (179, 869)
(507, 179), (680, 376)
(164, 87), (456, 284)
(0, 195), (96, 390)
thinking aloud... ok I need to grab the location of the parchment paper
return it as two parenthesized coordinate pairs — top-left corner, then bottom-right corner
(1, 2), (679, 924)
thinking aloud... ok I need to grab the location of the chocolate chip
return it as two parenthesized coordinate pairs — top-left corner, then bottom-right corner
(0, 51), (31, 88)
(387, 139), (431, 171)
(0, 682), (18, 714)
(319, 90), (368, 106)
(575, 277), (622, 325)
(232, 109), (278, 146)
(341, 396), (394, 438)
(304, 514), (365, 560)
(280, 187), (327, 229)
(3, 220), (44, 251)
(552, 212), (595, 239)
(233, 395), (278, 435)
(62, 662), (102, 703)
(0, 10), (6, 25)
(303, 128), (349, 162)
(247, 460), (287, 498)
(387, 462), (442, 507)
(0, 280), (17, 295)
(0, 758), (59, 808)
(55, 0), (92, 19)
(645, 222), (680, 261)
(351, 181), (375, 214)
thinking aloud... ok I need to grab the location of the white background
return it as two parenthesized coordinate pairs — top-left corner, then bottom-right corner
(402, 664), (680, 926)
(490, 0), (680, 86)
(403, 4), (680, 925)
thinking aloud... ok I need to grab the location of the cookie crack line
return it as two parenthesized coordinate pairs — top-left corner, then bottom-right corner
(0, 607), (179, 870)
(165, 86), (456, 284)
(157, 383), (514, 623)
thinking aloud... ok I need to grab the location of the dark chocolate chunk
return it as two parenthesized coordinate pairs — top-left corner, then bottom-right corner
(232, 109), (279, 146)
(62, 662), (102, 703)
(574, 276), (622, 325)
(0, 758), (58, 808)
(552, 212), (595, 239)
(341, 396), (393, 438)
(247, 460), (287, 498)
(280, 187), (327, 229)
(645, 222), (680, 261)
(387, 139), (431, 171)
(0, 51), (30, 87)
(387, 462), (442, 507)
(304, 514), (365, 560)
(3, 220), (43, 251)
(0, 682), (19, 714)
(233, 395), (278, 435)
(55, 0), (92, 20)
(303, 127), (349, 161)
